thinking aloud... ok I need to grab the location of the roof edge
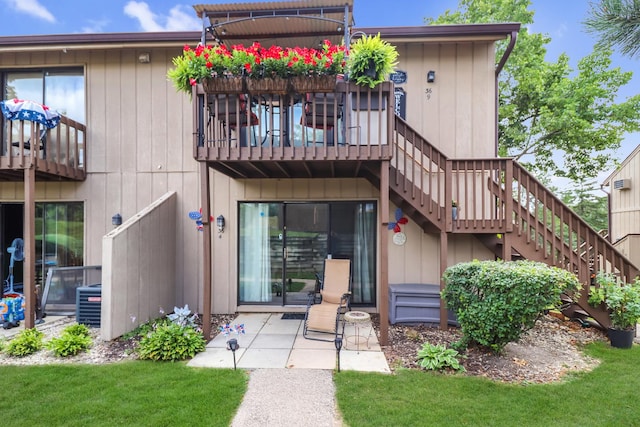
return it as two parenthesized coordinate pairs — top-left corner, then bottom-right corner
(0, 31), (202, 48)
(0, 23), (521, 49)
(354, 23), (521, 40)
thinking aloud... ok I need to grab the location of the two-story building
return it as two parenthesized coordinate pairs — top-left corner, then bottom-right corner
(1, 0), (635, 343)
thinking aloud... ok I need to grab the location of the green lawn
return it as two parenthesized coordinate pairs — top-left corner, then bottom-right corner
(335, 342), (640, 426)
(0, 362), (247, 427)
(3, 342), (639, 426)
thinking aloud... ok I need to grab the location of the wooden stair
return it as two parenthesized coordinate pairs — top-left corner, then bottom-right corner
(364, 116), (640, 329)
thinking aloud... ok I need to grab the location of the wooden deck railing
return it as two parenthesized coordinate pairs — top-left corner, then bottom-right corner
(1, 115), (86, 180)
(391, 115), (638, 326)
(193, 81), (394, 164)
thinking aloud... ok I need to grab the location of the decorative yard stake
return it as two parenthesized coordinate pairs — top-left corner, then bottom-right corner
(219, 323), (246, 370)
(188, 209), (214, 231)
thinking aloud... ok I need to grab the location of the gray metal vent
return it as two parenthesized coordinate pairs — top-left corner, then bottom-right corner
(76, 285), (102, 327)
(613, 179), (631, 190)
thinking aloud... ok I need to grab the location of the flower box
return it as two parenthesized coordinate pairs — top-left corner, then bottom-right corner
(202, 76), (245, 94)
(290, 75), (337, 93)
(245, 77), (289, 94)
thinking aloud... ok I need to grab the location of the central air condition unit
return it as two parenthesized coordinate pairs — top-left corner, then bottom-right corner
(76, 284), (102, 327)
(613, 179), (631, 190)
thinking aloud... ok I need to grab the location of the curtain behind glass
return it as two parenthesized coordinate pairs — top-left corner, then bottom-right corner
(352, 202), (375, 304)
(239, 203), (272, 302)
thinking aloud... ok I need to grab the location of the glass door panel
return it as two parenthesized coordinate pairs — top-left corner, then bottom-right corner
(238, 201), (376, 306)
(238, 202), (283, 304)
(284, 203), (328, 305)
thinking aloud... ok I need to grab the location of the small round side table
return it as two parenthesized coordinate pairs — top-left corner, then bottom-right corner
(344, 311), (372, 351)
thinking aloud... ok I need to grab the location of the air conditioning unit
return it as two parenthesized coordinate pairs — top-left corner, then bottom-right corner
(76, 284), (102, 327)
(613, 179), (631, 190)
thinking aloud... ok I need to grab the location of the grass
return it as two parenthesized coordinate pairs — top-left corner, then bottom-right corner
(0, 362), (247, 427)
(335, 342), (640, 426)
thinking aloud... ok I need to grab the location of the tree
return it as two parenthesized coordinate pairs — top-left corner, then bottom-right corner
(426, 0), (640, 183)
(559, 182), (609, 231)
(584, 0), (640, 59)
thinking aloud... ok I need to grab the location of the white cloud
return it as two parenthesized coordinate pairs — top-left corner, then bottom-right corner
(81, 19), (110, 34)
(5, 0), (55, 23)
(165, 5), (202, 31)
(124, 1), (200, 32)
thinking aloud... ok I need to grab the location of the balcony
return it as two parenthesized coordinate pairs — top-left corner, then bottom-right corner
(193, 81), (394, 179)
(0, 115), (86, 181)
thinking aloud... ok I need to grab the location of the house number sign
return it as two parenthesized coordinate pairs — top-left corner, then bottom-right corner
(389, 70), (407, 85)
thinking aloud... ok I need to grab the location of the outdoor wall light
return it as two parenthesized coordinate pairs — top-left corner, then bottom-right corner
(227, 338), (239, 370)
(427, 70), (436, 83)
(112, 213), (122, 226)
(138, 53), (150, 63)
(216, 215), (225, 233)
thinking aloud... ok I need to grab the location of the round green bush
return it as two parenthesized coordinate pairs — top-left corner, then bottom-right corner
(442, 260), (581, 352)
(138, 323), (206, 361)
(5, 328), (44, 357)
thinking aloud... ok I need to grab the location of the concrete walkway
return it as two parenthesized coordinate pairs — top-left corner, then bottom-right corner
(231, 369), (343, 427)
(188, 312), (390, 426)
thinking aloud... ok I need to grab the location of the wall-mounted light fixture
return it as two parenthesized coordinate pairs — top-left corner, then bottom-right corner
(112, 213), (122, 226)
(427, 70), (436, 83)
(138, 53), (150, 63)
(216, 215), (225, 233)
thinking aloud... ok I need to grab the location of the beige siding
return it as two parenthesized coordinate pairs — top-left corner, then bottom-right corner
(608, 147), (640, 242)
(393, 41), (496, 158)
(0, 46), (203, 315)
(613, 234), (640, 270)
(101, 191), (177, 340)
(1, 35), (502, 319)
(213, 178), (492, 313)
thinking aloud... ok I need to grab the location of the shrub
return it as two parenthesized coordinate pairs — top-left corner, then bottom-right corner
(592, 272), (640, 330)
(167, 305), (199, 329)
(63, 323), (91, 338)
(5, 328), (44, 357)
(417, 343), (465, 372)
(47, 323), (93, 357)
(121, 317), (170, 340)
(137, 323), (206, 361)
(442, 260), (581, 352)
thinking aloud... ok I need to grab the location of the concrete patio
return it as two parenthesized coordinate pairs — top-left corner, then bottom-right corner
(188, 312), (391, 373)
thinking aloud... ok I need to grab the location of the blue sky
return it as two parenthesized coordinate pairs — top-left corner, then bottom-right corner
(1, 0), (638, 185)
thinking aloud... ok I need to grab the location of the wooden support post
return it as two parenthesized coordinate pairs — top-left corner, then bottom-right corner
(24, 166), (35, 329)
(439, 230), (448, 330)
(200, 162), (212, 341)
(379, 160), (390, 346)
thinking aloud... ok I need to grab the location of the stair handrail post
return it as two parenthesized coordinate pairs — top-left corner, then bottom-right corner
(504, 159), (514, 233)
(445, 159), (453, 232)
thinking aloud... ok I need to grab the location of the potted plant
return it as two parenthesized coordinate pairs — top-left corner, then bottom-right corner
(346, 32), (398, 88)
(167, 41), (347, 96)
(592, 272), (640, 348)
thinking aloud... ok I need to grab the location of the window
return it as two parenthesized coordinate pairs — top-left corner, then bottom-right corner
(3, 68), (85, 122)
(1, 202), (84, 290)
(2, 68), (85, 153)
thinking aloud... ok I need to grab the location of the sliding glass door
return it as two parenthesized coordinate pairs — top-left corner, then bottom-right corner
(238, 201), (376, 306)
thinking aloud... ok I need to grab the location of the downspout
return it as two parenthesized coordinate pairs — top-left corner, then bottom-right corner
(494, 30), (518, 156)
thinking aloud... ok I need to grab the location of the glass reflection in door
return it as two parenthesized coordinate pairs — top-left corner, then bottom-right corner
(283, 203), (328, 305)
